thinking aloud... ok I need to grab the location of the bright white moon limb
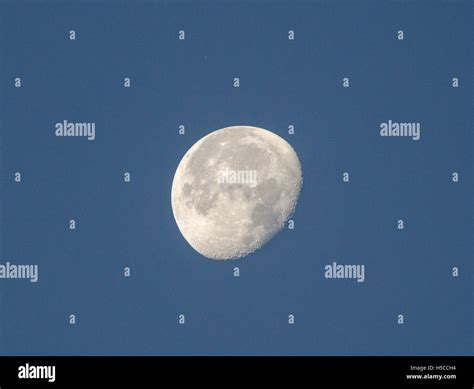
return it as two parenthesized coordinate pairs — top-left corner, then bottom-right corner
(171, 125), (302, 260)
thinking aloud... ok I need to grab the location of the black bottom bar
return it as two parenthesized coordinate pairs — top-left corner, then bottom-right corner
(0, 356), (471, 387)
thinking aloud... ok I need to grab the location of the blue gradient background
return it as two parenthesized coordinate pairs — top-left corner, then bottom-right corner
(0, 0), (472, 355)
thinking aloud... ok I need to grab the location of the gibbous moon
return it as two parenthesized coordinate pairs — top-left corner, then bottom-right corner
(171, 125), (302, 260)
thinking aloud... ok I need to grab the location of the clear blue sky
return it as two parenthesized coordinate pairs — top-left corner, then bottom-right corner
(0, 0), (472, 355)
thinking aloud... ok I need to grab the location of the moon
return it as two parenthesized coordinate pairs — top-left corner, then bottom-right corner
(171, 125), (302, 260)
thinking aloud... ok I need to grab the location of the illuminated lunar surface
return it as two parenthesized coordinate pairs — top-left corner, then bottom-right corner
(171, 125), (302, 260)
